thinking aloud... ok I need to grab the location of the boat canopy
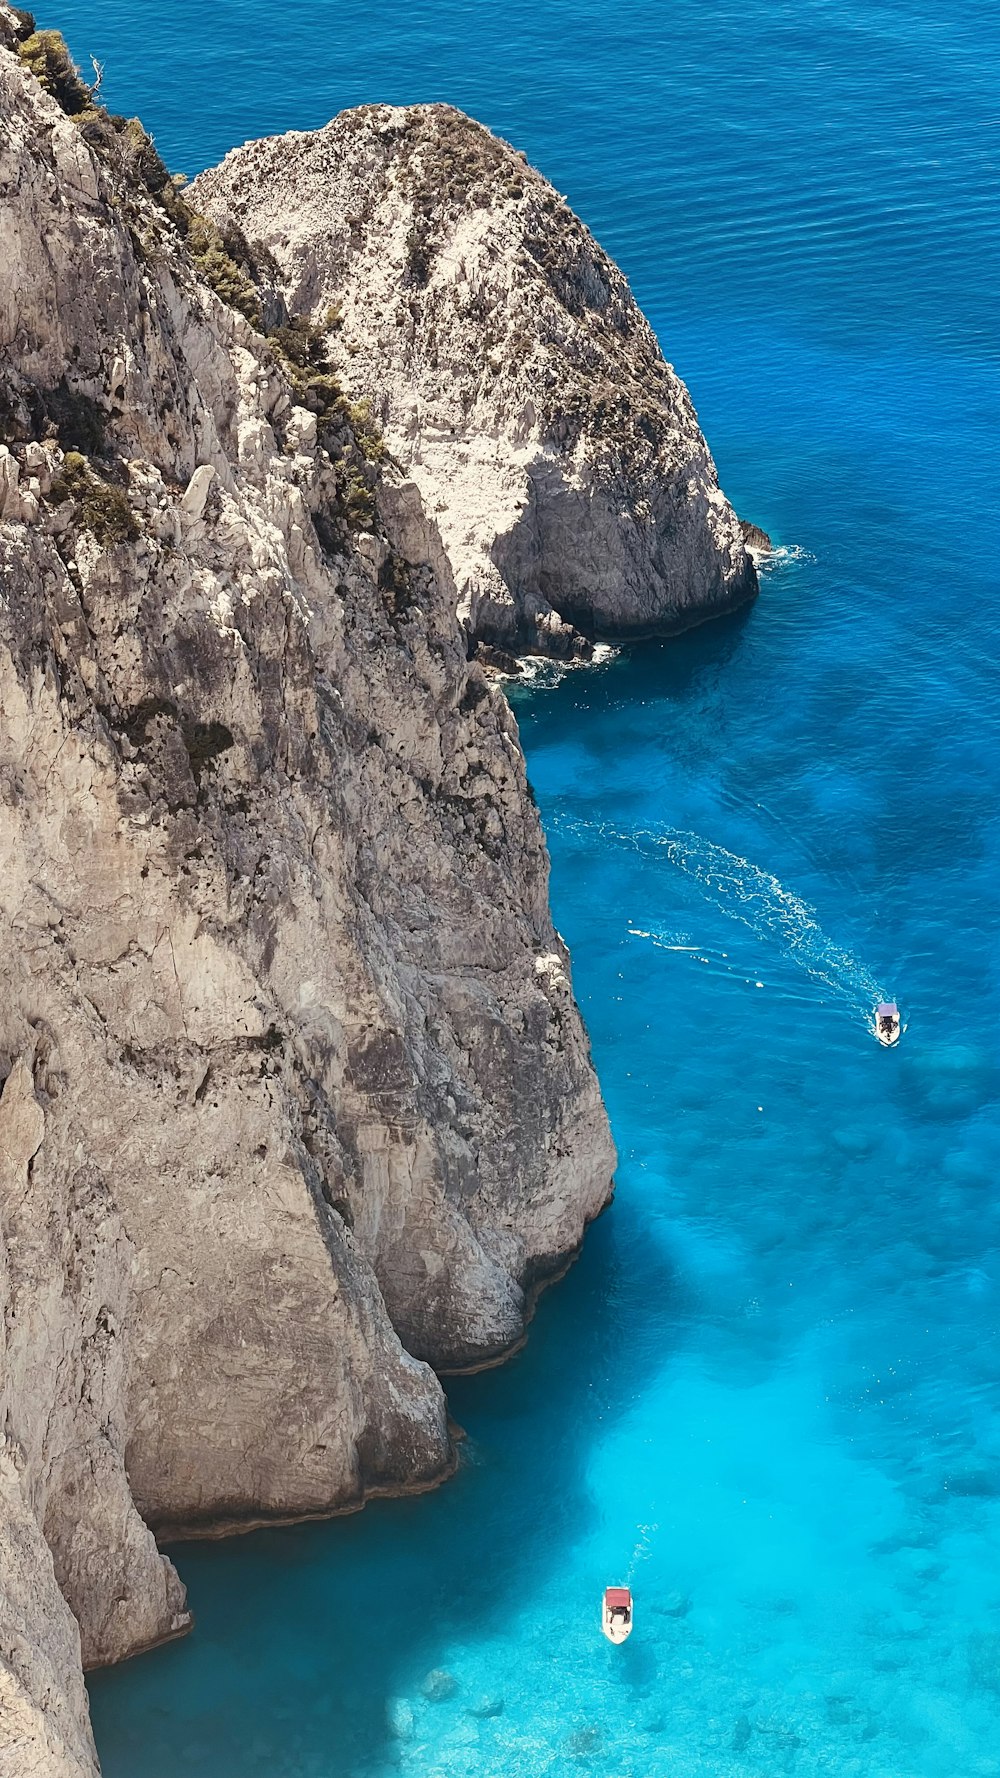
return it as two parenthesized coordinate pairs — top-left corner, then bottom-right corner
(877, 1003), (898, 1018)
(605, 1587), (631, 1608)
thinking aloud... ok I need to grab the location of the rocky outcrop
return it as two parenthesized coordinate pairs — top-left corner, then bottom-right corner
(192, 104), (757, 659)
(0, 17), (613, 1774)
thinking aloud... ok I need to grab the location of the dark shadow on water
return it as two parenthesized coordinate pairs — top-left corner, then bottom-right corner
(511, 608), (758, 747)
(88, 1204), (684, 1778)
(613, 1636), (660, 1695)
(611, 604), (759, 703)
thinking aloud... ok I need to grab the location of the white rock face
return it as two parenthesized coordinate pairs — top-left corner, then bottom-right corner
(192, 104), (758, 658)
(0, 24), (613, 1775)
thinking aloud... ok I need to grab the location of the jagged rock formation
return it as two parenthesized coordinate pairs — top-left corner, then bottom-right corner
(192, 104), (758, 659)
(0, 17), (614, 1775)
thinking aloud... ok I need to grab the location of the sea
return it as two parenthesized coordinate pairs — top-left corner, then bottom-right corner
(50, 0), (1000, 1772)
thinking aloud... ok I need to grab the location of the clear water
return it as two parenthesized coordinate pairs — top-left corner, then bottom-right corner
(54, 0), (1000, 1771)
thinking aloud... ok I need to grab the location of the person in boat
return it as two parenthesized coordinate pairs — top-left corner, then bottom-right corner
(611, 1603), (631, 1630)
(879, 1012), (894, 1038)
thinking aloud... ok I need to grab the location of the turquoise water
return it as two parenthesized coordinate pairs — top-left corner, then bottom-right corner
(57, 0), (1000, 1771)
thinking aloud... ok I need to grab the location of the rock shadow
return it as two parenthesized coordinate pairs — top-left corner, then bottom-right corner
(87, 1202), (684, 1777)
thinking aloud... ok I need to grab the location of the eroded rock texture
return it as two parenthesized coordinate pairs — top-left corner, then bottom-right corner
(0, 19), (613, 1774)
(192, 104), (757, 659)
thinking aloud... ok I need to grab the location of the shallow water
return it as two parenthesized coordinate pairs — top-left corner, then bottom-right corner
(48, 0), (1000, 1771)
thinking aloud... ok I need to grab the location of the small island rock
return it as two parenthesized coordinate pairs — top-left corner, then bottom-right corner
(193, 104), (758, 658)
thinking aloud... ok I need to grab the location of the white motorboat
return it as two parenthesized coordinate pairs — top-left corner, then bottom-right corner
(875, 1001), (901, 1046)
(601, 1585), (633, 1644)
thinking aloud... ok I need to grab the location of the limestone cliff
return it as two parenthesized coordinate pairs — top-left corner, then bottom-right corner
(192, 104), (758, 659)
(0, 17), (614, 1775)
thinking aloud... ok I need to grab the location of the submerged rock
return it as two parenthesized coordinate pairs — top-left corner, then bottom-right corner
(831, 1124), (877, 1158)
(969, 1631), (1000, 1695)
(942, 1465), (1000, 1499)
(903, 1042), (997, 1122)
(192, 105), (758, 658)
(467, 1693), (505, 1719)
(387, 1698), (416, 1740)
(731, 1715), (753, 1752)
(564, 1723), (604, 1757)
(421, 1669), (460, 1702)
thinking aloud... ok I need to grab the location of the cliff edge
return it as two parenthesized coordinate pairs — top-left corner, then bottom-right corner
(192, 104), (758, 659)
(0, 17), (613, 1774)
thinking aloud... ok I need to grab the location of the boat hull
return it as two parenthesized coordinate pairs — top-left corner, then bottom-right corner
(601, 1591), (633, 1643)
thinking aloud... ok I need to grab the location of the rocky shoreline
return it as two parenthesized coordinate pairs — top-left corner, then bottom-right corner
(0, 12), (754, 1774)
(192, 103), (758, 662)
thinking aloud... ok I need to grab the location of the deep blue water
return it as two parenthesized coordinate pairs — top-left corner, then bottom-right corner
(56, 0), (1000, 1772)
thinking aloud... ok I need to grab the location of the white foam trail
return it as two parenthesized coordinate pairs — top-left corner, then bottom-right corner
(556, 813), (886, 1017)
(628, 931), (699, 953)
(626, 1521), (660, 1585)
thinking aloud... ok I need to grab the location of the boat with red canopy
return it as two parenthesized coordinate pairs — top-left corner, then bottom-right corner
(875, 1002), (901, 1046)
(601, 1585), (633, 1643)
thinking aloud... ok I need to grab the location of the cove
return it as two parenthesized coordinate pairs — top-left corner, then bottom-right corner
(63, 0), (1000, 1771)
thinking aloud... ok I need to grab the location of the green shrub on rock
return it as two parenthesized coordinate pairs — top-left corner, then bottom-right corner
(15, 19), (264, 324)
(268, 318), (346, 426)
(17, 27), (91, 113)
(345, 398), (386, 464)
(49, 452), (139, 546)
(16, 17), (384, 545)
(343, 469), (377, 531)
(183, 213), (263, 327)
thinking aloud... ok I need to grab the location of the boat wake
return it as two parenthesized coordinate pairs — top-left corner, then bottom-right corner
(553, 813), (886, 1018)
(625, 1521), (660, 1585)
